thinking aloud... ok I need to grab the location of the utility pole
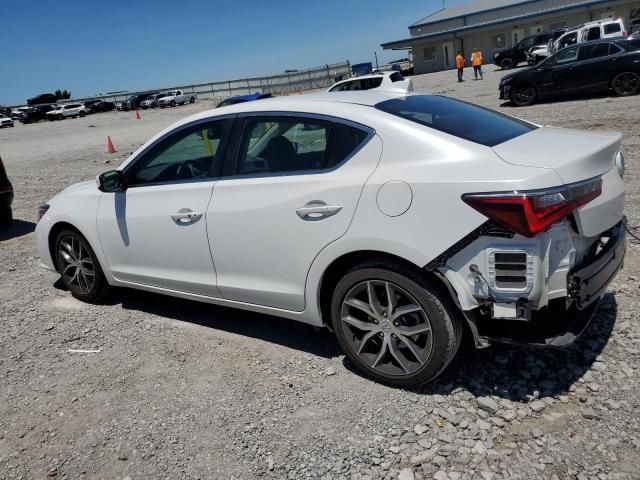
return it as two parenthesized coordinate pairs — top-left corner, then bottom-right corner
(374, 51), (379, 70)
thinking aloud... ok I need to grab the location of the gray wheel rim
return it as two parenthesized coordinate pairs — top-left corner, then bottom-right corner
(57, 235), (95, 294)
(614, 73), (639, 95)
(513, 87), (535, 105)
(340, 280), (433, 376)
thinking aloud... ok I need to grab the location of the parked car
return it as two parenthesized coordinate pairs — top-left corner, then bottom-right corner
(526, 44), (551, 65)
(0, 106), (11, 117)
(158, 90), (196, 108)
(11, 106), (30, 119)
(88, 100), (116, 113)
(493, 29), (566, 69)
(117, 92), (158, 111)
(35, 91), (625, 386)
(328, 71), (413, 93)
(83, 99), (102, 111)
(0, 156), (13, 227)
(18, 104), (57, 124)
(549, 18), (627, 55)
(500, 38), (640, 106)
(216, 92), (272, 108)
(46, 103), (87, 120)
(140, 93), (165, 109)
(27, 93), (58, 106)
(0, 114), (14, 128)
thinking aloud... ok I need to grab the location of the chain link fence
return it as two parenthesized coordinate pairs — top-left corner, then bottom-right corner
(62, 61), (352, 106)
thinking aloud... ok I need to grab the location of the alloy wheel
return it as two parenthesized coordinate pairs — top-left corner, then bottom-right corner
(512, 86), (536, 106)
(340, 280), (433, 376)
(57, 234), (96, 294)
(613, 73), (640, 96)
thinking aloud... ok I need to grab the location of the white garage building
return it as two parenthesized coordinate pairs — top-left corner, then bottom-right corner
(382, 0), (640, 74)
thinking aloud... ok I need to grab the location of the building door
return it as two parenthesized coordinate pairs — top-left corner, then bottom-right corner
(442, 42), (454, 69)
(512, 29), (525, 46)
(529, 25), (543, 35)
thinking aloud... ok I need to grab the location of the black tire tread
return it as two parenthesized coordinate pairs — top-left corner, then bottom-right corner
(331, 260), (463, 386)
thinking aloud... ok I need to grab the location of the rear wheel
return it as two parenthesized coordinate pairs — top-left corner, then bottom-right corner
(510, 84), (537, 106)
(55, 230), (110, 303)
(0, 204), (12, 227)
(79, 111), (85, 117)
(331, 263), (462, 386)
(189, 97), (195, 103)
(611, 72), (640, 97)
(500, 58), (514, 70)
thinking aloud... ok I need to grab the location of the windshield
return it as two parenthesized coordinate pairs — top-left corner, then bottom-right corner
(375, 95), (535, 147)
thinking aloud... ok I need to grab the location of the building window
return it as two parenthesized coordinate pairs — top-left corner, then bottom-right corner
(549, 21), (566, 31)
(490, 33), (506, 50)
(423, 46), (437, 62)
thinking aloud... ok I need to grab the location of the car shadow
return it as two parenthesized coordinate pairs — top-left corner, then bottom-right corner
(343, 294), (617, 400)
(499, 90), (612, 108)
(0, 219), (36, 241)
(114, 288), (341, 360)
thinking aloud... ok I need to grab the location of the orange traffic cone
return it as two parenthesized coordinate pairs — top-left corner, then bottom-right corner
(107, 136), (116, 154)
(135, 110), (141, 120)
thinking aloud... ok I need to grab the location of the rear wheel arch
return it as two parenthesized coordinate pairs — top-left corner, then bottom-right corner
(318, 250), (450, 327)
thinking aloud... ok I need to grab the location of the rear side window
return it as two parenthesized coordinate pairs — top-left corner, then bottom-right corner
(604, 23), (621, 35)
(375, 95), (535, 147)
(585, 26), (601, 41)
(582, 43), (610, 60)
(234, 117), (370, 175)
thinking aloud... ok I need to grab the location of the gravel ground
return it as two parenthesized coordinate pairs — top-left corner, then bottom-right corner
(1, 66), (639, 480)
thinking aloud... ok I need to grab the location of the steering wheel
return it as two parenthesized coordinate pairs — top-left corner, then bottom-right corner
(175, 159), (208, 179)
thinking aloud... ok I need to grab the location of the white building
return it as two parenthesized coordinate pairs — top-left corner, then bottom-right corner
(382, 0), (640, 73)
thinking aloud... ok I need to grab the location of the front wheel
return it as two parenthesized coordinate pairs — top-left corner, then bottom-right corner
(510, 84), (537, 106)
(500, 58), (514, 70)
(55, 230), (110, 303)
(331, 264), (462, 386)
(611, 72), (640, 97)
(170, 100), (176, 107)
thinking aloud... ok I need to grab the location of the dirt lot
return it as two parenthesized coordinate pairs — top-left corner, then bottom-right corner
(1, 66), (639, 480)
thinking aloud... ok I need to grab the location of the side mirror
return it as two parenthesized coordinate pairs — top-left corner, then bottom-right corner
(97, 170), (125, 193)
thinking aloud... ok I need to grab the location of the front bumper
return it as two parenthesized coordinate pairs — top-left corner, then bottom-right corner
(0, 121), (13, 127)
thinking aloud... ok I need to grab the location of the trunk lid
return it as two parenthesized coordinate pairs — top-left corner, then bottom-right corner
(492, 126), (621, 184)
(493, 126), (624, 237)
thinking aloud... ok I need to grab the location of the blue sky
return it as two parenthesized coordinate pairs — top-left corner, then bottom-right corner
(0, 0), (465, 105)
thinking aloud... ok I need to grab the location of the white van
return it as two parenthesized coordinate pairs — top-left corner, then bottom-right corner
(550, 18), (627, 54)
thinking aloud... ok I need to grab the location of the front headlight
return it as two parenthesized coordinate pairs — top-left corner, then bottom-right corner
(38, 203), (50, 222)
(494, 52), (500, 58)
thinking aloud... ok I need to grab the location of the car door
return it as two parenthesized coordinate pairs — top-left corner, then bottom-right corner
(569, 42), (618, 92)
(96, 117), (234, 296)
(541, 46), (581, 95)
(207, 114), (382, 311)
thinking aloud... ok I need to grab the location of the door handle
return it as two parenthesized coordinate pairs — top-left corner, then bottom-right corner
(171, 209), (203, 224)
(296, 201), (342, 221)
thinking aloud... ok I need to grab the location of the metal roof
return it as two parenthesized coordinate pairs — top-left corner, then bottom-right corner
(411, 0), (530, 27)
(382, 0), (613, 49)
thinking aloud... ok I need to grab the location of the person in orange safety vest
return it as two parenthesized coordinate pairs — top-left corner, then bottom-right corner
(471, 48), (483, 80)
(455, 51), (465, 82)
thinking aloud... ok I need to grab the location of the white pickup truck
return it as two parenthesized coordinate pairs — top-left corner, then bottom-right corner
(157, 90), (196, 108)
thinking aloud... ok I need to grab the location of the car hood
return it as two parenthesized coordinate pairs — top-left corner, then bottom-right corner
(493, 47), (511, 55)
(492, 126), (621, 184)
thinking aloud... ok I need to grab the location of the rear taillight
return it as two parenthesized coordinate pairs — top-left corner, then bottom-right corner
(462, 177), (602, 238)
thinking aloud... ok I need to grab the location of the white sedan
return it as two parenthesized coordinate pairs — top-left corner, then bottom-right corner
(35, 92), (626, 385)
(328, 71), (413, 94)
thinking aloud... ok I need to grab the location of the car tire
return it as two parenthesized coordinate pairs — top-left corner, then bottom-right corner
(79, 111), (85, 117)
(58, 114), (64, 120)
(54, 229), (110, 303)
(189, 97), (195, 103)
(500, 58), (514, 70)
(0, 204), (12, 227)
(611, 72), (640, 97)
(331, 262), (462, 386)
(151, 103), (156, 109)
(510, 84), (537, 106)
(170, 100), (176, 107)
